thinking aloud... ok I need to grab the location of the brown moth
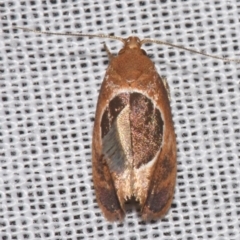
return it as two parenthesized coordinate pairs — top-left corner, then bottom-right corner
(13, 27), (240, 221)
(92, 36), (176, 221)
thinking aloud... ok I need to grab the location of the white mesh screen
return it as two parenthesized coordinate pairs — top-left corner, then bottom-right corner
(1, 0), (240, 239)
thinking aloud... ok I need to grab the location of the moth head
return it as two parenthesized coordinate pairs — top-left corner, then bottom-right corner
(123, 36), (142, 49)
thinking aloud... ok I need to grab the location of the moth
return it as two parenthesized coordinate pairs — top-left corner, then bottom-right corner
(92, 36), (176, 221)
(13, 26), (240, 221)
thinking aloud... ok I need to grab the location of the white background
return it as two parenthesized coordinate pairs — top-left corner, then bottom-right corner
(1, 0), (240, 239)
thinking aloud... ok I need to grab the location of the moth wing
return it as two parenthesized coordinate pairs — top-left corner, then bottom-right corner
(92, 147), (125, 221)
(91, 76), (128, 221)
(140, 79), (177, 220)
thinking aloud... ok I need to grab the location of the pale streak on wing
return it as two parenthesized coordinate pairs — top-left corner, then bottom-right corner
(102, 104), (132, 173)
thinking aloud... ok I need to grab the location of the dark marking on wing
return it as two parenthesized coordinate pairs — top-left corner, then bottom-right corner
(146, 187), (171, 213)
(130, 92), (164, 168)
(101, 92), (164, 173)
(161, 156), (174, 180)
(98, 186), (122, 212)
(93, 155), (124, 219)
(109, 92), (129, 121)
(101, 93), (129, 138)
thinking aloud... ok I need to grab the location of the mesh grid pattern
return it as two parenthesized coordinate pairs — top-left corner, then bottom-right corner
(1, 0), (240, 239)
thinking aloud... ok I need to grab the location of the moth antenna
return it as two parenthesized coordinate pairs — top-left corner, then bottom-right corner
(13, 26), (240, 63)
(13, 26), (126, 43)
(141, 38), (240, 63)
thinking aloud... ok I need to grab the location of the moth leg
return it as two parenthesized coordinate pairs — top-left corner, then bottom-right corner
(103, 43), (114, 61)
(162, 77), (171, 101)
